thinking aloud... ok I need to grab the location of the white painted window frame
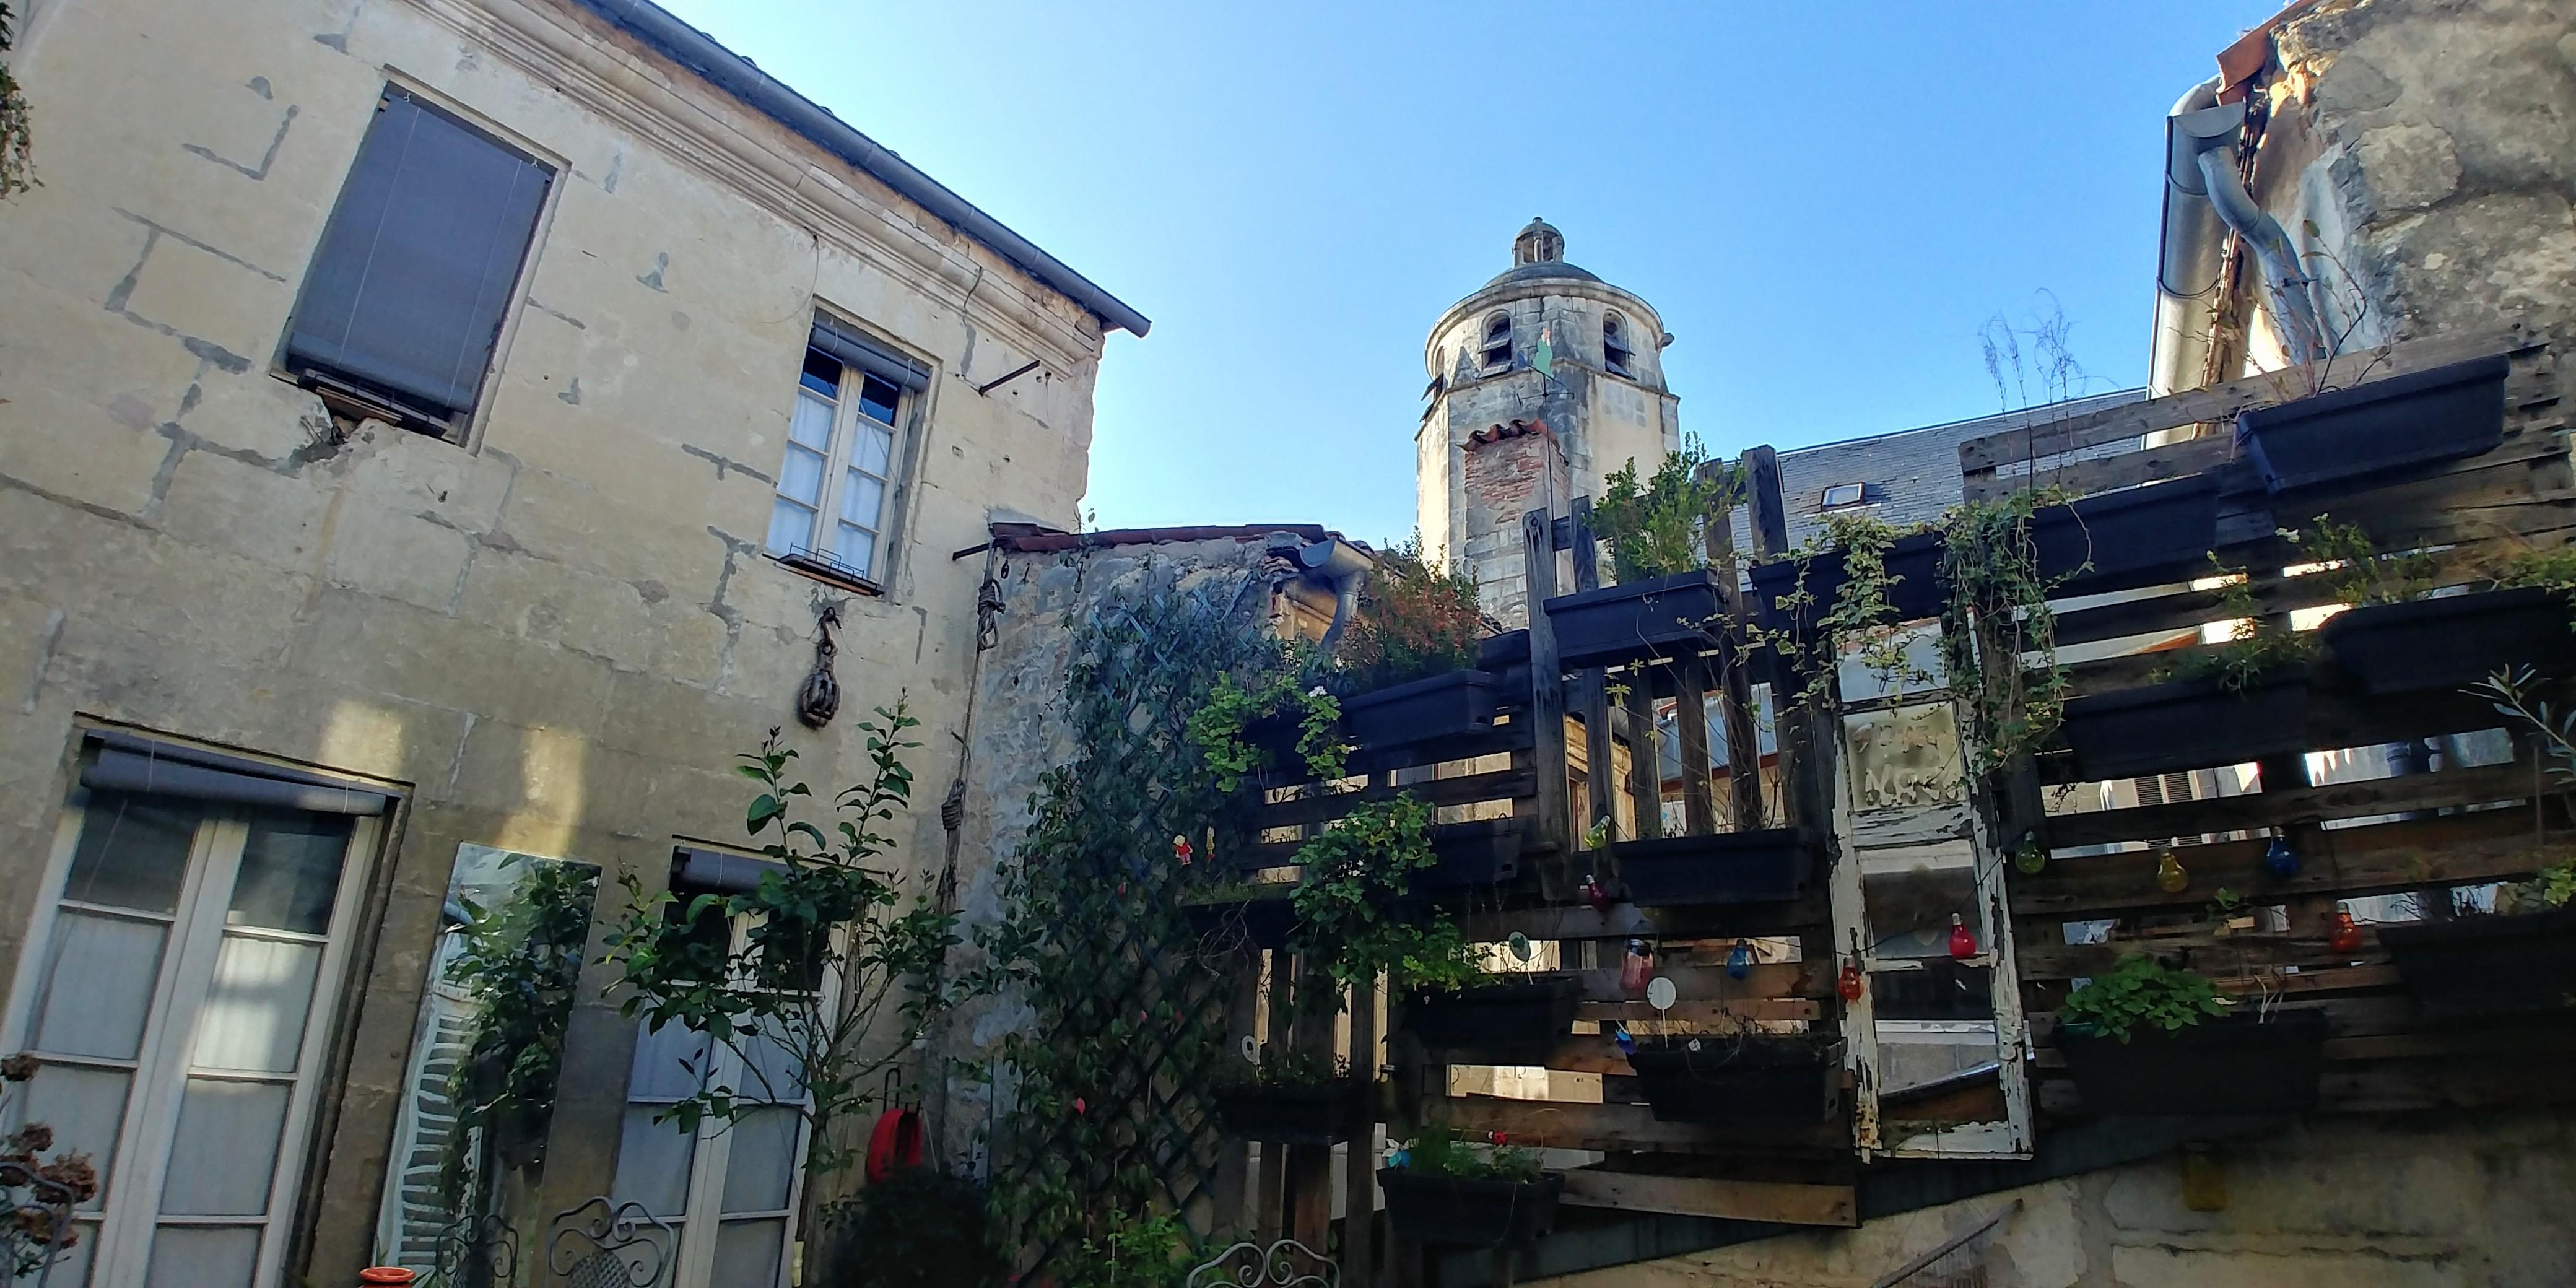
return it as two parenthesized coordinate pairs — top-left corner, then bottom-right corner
(768, 354), (907, 585)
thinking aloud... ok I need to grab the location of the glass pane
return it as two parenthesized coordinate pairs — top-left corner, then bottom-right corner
(1845, 703), (1964, 811)
(628, 1022), (712, 1101)
(718, 1107), (800, 1214)
(733, 1018), (806, 1104)
(799, 350), (842, 399)
(228, 814), (350, 934)
(144, 1224), (258, 1288)
(45, 1220), (97, 1287)
(766, 498), (816, 557)
(832, 526), (876, 579)
(16, 1064), (129, 1209)
(159, 1079), (289, 1216)
(1861, 855), (1982, 960)
(851, 423), (892, 477)
(191, 936), (322, 1073)
(777, 443), (826, 506)
(35, 912), (167, 1060)
(610, 1108), (696, 1218)
(788, 389), (835, 449)
(856, 375), (899, 426)
(840, 470), (885, 531)
(64, 792), (201, 913)
(710, 1217), (786, 1288)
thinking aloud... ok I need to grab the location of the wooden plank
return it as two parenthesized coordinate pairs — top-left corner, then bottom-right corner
(2048, 534), (2559, 648)
(1557, 1168), (1856, 1227)
(1575, 999), (1821, 1026)
(1344, 976), (1378, 1287)
(1569, 962), (1829, 1003)
(1967, 433), (2232, 503)
(1526, 508), (1571, 855)
(1958, 327), (2528, 472)
(2041, 760), (2543, 848)
(1254, 768), (1536, 829)
(1434, 1095), (1848, 1154)
(1674, 658), (1716, 834)
(2011, 813), (2574, 917)
(1622, 678), (1663, 840)
(1707, 479), (1767, 831)
(2015, 928), (2384, 980)
(1456, 894), (1832, 943)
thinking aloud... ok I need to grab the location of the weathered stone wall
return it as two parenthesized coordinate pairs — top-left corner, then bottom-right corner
(1535, 1110), (2576, 1287)
(2258, 0), (2576, 352)
(0, 0), (1108, 1279)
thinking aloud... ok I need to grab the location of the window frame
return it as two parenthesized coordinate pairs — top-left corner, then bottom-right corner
(3, 789), (383, 1288)
(272, 78), (565, 449)
(1603, 313), (1635, 378)
(765, 330), (916, 593)
(1479, 311), (1514, 370)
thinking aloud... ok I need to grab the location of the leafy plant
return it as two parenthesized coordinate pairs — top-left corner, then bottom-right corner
(436, 855), (596, 1213)
(1339, 534), (1485, 690)
(1214, 1048), (1347, 1092)
(1391, 1124), (1543, 1182)
(2057, 955), (2230, 1042)
(1184, 663), (1346, 795)
(819, 1167), (1006, 1288)
(0, 5), (33, 199)
(1058, 1209), (1192, 1288)
(2494, 544), (2576, 633)
(1287, 793), (1482, 997)
(2158, 555), (2315, 692)
(2284, 515), (2440, 607)
(0, 1055), (94, 1279)
(2473, 665), (2576, 914)
(1593, 435), (1741, 581)
(1941, 490), (2079, 772)
(601, 706), (963, 1189)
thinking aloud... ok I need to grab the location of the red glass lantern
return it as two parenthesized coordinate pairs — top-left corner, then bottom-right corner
(1947, 913), (1978, 960)
(1837, 962), (1865, 1003)
(1583, 873), (1614, 914)
(2328, 909), (2364, 954)
(1619, 939), (1653, 997)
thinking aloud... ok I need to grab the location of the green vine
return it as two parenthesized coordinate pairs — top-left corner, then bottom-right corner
(1184, 664), (1345, 795)
(2157, 555), (2316, 692)
(1743, 510), (1934, 709)
(2283, 515), (2440, 607)
(1940, 490), (2079, 773)
(1285, 793), (1481, 998)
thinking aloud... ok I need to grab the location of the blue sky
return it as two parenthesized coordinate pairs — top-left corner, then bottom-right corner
(656, 1), (2282, 546)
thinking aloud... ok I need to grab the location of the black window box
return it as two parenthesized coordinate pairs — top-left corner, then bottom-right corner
(2320, 587), (2575, 695)
(1541, 569), (1726, 668)
(1405, 976), (1581, 1064)
(1612, 828), (1819, 906)
(2236, 353), (2509, 494)
(1182, 897), (1298, 951)
(2378, 906), (2576, 1017)
(2056, 1011), (2328, 1115)
(2059, 669), (2311, 781)
(1377, 1168), (1562, 1248)
(2027, 476), (2222, 586)
(1748, 531), (1947, 635)
(1417, 818), (1526, 891)
(1342, 670), (1500, 751)
(1625, 1035), (1843, 1125)
(1212, 1084), (1359, 1146)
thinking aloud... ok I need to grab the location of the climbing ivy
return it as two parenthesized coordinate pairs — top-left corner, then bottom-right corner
(1940, 490), (2080, 773)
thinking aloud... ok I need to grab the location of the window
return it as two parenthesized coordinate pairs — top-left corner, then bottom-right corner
(611, 882), (814, 1288)
(282, 86), (554, 438)
(767, 315), (927, 586)
(6, 777), (380, 1288)
(1821, 482), (1871, 510)
(1604, 314), (1634, 377)
(1479, 312), (1513, 368)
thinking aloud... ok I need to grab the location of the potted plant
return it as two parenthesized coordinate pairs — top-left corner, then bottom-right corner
(2052, 956), (2328, 1115)
(1749, 526), (1947, 632)
(2058, 559), (2314, 780)
(1417, 817), (1526, 891)
(1614, 827), (1821, 907)
(1544, 440), (1737, 667)
(2377, 669), (2576, 1014)
(1210, 1050), (1359, 1146)
(1337, 538), (1502, 749)
(1405, 972), (1583, 1065)
(1378, 1126), (1562, 1247)
(1625, 1031), (1843, 1125)
(2308, 533), (2576, 693)
(2235, 352), (2509, 494)
(2024, 474), (2221, 585)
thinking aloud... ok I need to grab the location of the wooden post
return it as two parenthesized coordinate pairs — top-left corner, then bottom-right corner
(1342, 977), (1379, 1287)
(1705, 464), (1767, 832)
(1572, 498), (1617, 842)
(1674, 658), (1716, 835)
(1524, 508), (1570, 855)
(1744, 446), (1820, 830)
(1623, 677), (1662, 840)
(1212, 962), (1262, 1234)
(1255, 951), (1293, 1242)
(1287, 961), (1334, 1251)
(1385, 990), (1425, 1288)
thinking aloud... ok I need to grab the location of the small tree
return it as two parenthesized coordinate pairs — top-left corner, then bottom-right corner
(1592, 435), (1739, 581)
(1337, 534), (1484, 690)
(601, 702), (961, 1187)
(0, 4), (33, 198)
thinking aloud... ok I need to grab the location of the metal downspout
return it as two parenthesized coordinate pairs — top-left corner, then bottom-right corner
(2151, 79), (2226, 396)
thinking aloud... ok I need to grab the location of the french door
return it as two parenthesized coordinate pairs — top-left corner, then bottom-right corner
(609, 911), (812, 1288)
(4, 788), (377, 1287)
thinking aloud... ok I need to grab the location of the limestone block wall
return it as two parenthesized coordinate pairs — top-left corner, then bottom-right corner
(2257, 0), (2576, 352)
(1534, 1110), (2576, 1288)
(0, 0), (1112, 1279)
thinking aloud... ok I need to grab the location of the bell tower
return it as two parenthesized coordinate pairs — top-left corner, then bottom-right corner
(1415, 220), (1682, 626)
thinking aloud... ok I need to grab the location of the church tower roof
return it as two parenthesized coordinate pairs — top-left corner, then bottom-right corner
(1487, 216), (1602, 288)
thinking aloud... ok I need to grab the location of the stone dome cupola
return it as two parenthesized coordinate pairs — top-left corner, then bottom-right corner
(1513, 217), (1566, 267)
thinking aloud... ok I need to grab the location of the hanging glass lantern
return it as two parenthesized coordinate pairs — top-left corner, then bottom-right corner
(2156, 849), (2189, 893)
(1837, 961), (1866, 1003)
(2328, 909), (2364, 954)
(2263, 835), (2300, 880)
(1946, 913), (1978, 960)
(1619, 939), (1653, 996)
(1726, 938), (1753, 980)
(1583, 872), (1614, 914)
(2013, 837), (2048, 875)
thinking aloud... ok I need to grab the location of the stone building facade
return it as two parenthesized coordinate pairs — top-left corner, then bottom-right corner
(1416, 220), (1682, 625)
(0, 1), (1139, 1285)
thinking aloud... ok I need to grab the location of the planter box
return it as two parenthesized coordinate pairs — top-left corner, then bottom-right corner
(1181, 897), (1298, 951)
(1749, 531), (1947, 634)
(1626, 1037), (1843, 1125)
(2060, 670), (2311, 781)
(1406, 977), (1581, 1064)
(1542, 569), (1725, 668)
(1212, 1084), (1357, 1146)
(1342, 670), (1499, 750)
(2320, 587), (2576, 695)
(1377, 1168), (1562, 1247)
(2236, 353), (2510, 494)
(1614, 828), (1819, 906)
(2056, 1011), (2328, 1115)
(1418, 818), (1526, 891)
(2380, 906), (2576, 1016)
(2028, 476), (2221, 585)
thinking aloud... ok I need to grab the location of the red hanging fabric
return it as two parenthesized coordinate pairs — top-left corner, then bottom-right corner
(864, 1107), (924, 1183)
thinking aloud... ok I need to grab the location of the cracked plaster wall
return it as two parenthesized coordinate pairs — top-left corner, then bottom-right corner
(0, 0), (1109, 1280)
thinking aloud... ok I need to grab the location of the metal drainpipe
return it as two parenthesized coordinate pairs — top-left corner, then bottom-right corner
(2169, 98), (2330, 366)
(1293, 537), (1373, 651)
(2151, 79), (2227, 397)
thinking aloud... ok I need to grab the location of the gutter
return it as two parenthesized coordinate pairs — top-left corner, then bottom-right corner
(2149, 77), (2227, 397)
(568, 0), (1152, 337)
